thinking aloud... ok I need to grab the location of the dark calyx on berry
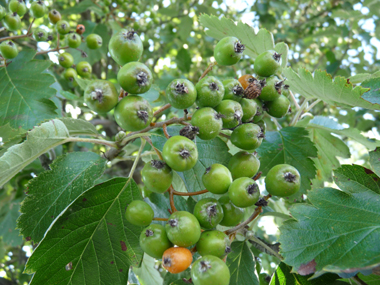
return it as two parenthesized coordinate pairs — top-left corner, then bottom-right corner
(137, 110), (149, 123)
(225, 246), (232, 254)
(91, 88), (104, 103)
(284, 84), (290, 90)
(168, 218), (178, 227)
(145, 229), (154, 237)
(255, 198), (268, 207)
(163, 257), (171, 267)
(247, 183), (258, 195)
(12, 12), (17, 16)
(47, 35), (53, 41)
(233, 111), (242, 121)
(257, 132), (265, 139)
(52, 10), (58, 15)
(136, 71), (148, 86)
(179, 149), (191, 159)
(125, 29), (136, 40)
(8, 41), (14, 46)
(37, 32), (44, 38)
(275, 80), (285, 94)
(209, 82), (219, 91)
(175, 82), (189, 94)
(234, 41), (245, 53)
(273, 52), (282, 62)
(206, 204), (218, 217)
(204, 166), (211, 175)
(61, 23), (67, 29)
(199, 261), (211, 272)
(232, 85), (244, 96)
(284, 172), (297, 183)
(179, 125), (199, 140)
(37, 0), (43, 5)
(151, 160), (166, 169)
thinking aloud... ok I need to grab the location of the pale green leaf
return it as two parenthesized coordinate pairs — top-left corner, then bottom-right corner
(283, 68), (379, 110)
(369, 148), (380, 178)
(25, 178), (144, 284)
(226, 241), (259, 285)
(349, 71), (380, 84)
(256, 127), (318, 199)
(133, 254), (163, 285)
(74, 77), (91, 91)
(0, 50), (57, 129)
(199, 14), (275, 59)
(17, 152), (106, 242)
(60, 90), (82, 101)
(274, 42), (289, 68)
(60, 117), (100, 137)
(279, 186), (380, 274)
(178, 16), (193, 41)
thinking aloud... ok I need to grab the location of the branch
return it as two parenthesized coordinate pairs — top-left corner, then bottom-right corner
(304, 99), (322, 113)
(169, 186), (177, 212)
(0, 18), (35, 43)
(36, 46), (70, 55)
(154, 103), (171, 117)
(172, 189), (209, 196)
(128, 139), (146, 178)
(153, 217), (168, 221)
(352, 275), (369, 285)
(163, 124), (170, 138)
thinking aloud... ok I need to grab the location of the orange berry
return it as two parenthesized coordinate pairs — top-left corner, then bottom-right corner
(162, 247), (193, 274)
(76, 24), (85, 35)
(238, 74), (255, 90)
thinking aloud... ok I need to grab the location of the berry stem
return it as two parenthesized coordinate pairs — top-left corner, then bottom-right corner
(36, 46), (70, 55)
(128, 138), (146, 178)
(144, 136), (163, 160)
(153, 103), (171, 117)
(248, 235), (283, 260)
(304, 98), (322, 113)
(172, 189), (209, 196)
(290, 99), (309, 126)
(199, 61), (217, 81)
(225, 194), (272, 235)
(169, 186), (178, 212)
(153, 217), (168, 221)
(163, 124), (170, 139)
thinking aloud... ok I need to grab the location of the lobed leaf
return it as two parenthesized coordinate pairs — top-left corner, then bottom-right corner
(283, 67), (379, 110)
(25, 178), (144, 284)
(17, 152), (106, 242)
(256, 127), (318, 200)
(279, 185), (380, 275)
(0, 50), (58, 129)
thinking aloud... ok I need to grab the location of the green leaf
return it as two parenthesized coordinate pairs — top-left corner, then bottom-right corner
(283, 68), (379, 110)
(25, 178), (144, 284)
(163, 269), (191, 285)
(226, 241), (259, 285)
(178, 16), (193, 41)
(361, 77), (380, 105)
(279, 186), (380, 274)
(0, 123), (26, 156)
(199, 14), (275, 59)
(0, 119), (101, 187)
(256, 127), (318, 199)
(270, 262), (347, 284)
(17, 152), (106, 242)
(176, 48), (192, 73)
(349, 71), (380, 84)
(60, 117), (100, 137)
(61, 0), (104, 16)
(71, 22), (111, 65)
(306, 116), (380, 150)
(74, 77), (92, 91)
(151, 126), (231, 198)
(334, 165), (380, 195)
(0, 50), (57, 129)
(133, 254), (163, 285)
(369, 148), (380, 177)
(60, 90), (82, 101)
(0, 199), (22, 246)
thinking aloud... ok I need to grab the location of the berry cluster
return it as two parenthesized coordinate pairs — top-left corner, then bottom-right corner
(103, 35), (302, 284)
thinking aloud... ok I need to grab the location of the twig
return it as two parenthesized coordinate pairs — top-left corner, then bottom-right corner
(199, 61), (217, 81)
(169, 186), (177, 212)
(219, 132), (231, 139)
(154, 103), (171, 117)
(0, 18), (35, 43)
(248, 236), (283, 260)
(128, 138), (146, 177)
(36, 46), (70, 55)
(304, 99), (321, 113)
(225, 194), (271, 235)
(172, 189), (209, 196)
(352, 275), (369, 285)
(290, 99), (308, 126)
(163, 124), (170, 139)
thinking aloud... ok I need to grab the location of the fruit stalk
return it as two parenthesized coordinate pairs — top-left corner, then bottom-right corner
(172, 189), (209, 196)
(169, 185), (178, 212)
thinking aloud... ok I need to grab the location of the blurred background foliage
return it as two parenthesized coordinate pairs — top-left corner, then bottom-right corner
(0, 0), (379, 283)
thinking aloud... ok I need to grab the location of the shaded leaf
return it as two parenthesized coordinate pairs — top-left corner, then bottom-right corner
(279, 186), (380, 274)
(176, 48), (192, 73)
(226, 241), (259, 285)
(256, 127), (318, 199)
(163, 269), (191, 285)
(18, 152), (106, 242)
(178, 16), (193, 41)
(0, 199), (22, 246)
(25, 178), (144, 284)
(283, 68), (379, 110)
(0, 50), (57, 129)
(269, 262), (347, 284)
(369, 148), (380, 178)
(199, 14), (275, 59)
